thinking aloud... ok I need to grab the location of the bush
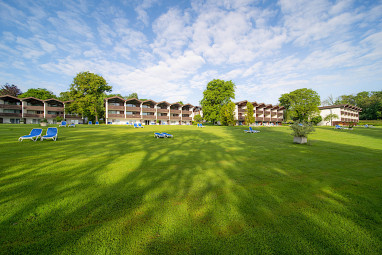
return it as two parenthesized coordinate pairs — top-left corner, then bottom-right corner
(311, 116), (322, 125)
(290, 122), (315, 138)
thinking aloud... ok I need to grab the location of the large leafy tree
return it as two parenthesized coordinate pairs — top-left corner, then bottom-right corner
(200, 79), (236, 124)
(19, 88), (56, 100)
(0, 83), (22, 97)
(219, 101), (236, 126)
(336, 91), (382, 120)
(69, 71), (112, 122)
(126, 92), (138, 99)
(279, 93), (293, 121)
(244, 102), (255, 125)
(279, 88), (320, 122)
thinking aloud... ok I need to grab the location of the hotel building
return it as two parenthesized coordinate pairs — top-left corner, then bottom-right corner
(0, 95), (82, 124)
(235, 101), (284, 125)
(318, 104), (362, 126)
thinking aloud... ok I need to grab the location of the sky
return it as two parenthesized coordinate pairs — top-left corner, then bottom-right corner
(0, 0), (381, 106)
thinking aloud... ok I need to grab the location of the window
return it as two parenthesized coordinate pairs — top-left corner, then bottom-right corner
(10, 119), (20, 124)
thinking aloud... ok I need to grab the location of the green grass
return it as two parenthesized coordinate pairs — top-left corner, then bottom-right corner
(1, 124), (381, 254)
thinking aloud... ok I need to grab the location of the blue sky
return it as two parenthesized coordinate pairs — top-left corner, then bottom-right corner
(0, 0), (381, 105)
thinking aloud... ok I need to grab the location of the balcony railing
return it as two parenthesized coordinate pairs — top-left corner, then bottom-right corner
(0, 104), (22, 110)
(142, 115), (155, 119)
(126, 114), (141, 119)
(142, 108), (155, 112)
(0, 112), (22, 117)
(170, 109), (181, 114)
(264, 118), (271, 121)
(182, 110), (192, 114)
(46, 106), (64, 111)
(157, 108), (168, 113)
(46, 114), (64, 118)
(238, 116), (245, 120)
(170, 116), (181, 120)
(157, 116), (169, 120)
(108, 113), (124, 118)
(24, 113), (44, 118)
(238, 108), (245, 113)
(126, 106), (141, 111)
(182, 117), (192, 120)
(255, 117), (263, 121)
(108, 105), (124, 110)
(24, 105), (44, 111)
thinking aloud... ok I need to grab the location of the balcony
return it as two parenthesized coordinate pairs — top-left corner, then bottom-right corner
(24, 105), (44, 111)
(157, 108), (168, 113)
(170, 109), (181, 114)
(108, 105), (124, 110)
(0, 104), (22, 110)
(24, 113), (44, 118)
(277, 118), (283, 122)
(271, 118), (278, 122)
(238, 108), (245, 113)
(264, 118), (271, 121)
(46, 106), (64, 111)
(108, 113), (124, 118)
(126, 106), (141, 111)
(126, 114), (141, 119)
(0, 112), (22, 117)
(182, 110), (192, 115)
(170, 116), (181, 120)
(46, 114), (64, 118)
(142, 108), (155, 112)
(142, 115), (156, 119)
(255, 117), (263, 121)
(157, 116), (169, 120)
(238, 116), (245, 120)
(182, 117), (192, 120)
(264, 110), (271, 114)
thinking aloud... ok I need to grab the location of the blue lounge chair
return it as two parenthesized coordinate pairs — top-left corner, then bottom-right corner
(162, 132), (173, 138)
(59, 121), (67, 127)
(154, 132), (166, 138)
(244, 127), (260, 133)
(41, 127), (58, 141)
(126, 122), (129, 125)
(88, 121), (92, 125)
(134, 123), (138, 128)
(95, 121), (99, 125)
(18, 128), (42, 142)
(138, 123), (144, 128)
(68, 123), (76, 127)
(334, 125), (342, 129)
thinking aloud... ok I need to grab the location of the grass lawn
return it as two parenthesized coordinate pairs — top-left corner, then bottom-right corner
(0, 124), (381, 254)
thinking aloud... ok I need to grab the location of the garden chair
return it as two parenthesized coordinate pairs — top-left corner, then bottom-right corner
(134, 123), (139, 128)
(162, 132), (173, 138)
(88, 121), (92, 125)
(41, 127), (58, 141)
(95, 121), (99, 125)
(18, 128), (42, 142)
(138, 123), (144, 128)
(59, 121), (67, 127)
(334, 125), (342, 129)
(154, 133), (166, 138)
(68, 123), (76, 127)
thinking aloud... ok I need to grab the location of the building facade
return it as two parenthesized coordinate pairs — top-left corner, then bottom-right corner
(318, 104), (362, 126)
(235, 101), (284, 125)
(0, 95), (82, 124)
(105, 96), (202, 125)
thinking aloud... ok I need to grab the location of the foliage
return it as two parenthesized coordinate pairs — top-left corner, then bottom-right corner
(310, 115), (322, 126)
(0, 83), (22, 96)
(321, 94), (336, 106)
(290, 122), (315, 138)
(279, 88), (320, 122)
(244, 102), (255, 125)
(19, 88), (57, 100)
(193, 114), (203, 123)
(200, 79), (236, 124)
(69, 71), (112, 122)
(55, 116), (63, 123)
(279, 93), (292, 121)
(358, 120), (382, 126)
(323, 113), (339, 125)
(41, 118), (48, 123)
(336, 91), (382, 120)
(59, 91), (71, 101)
(219, 101), (236, 126)
(126, 92), (138, 99)
(107, 93), (124, 98)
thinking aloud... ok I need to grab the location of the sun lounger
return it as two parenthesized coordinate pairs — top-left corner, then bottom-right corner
(162, 132), (173, 138)
(138, 123), (144, 128)
(18, 128), (42, 142)
(95, 121), (99, 125)
(244, 127), (260, 133)
(88, 121), (92, 125)
(134, 123), (139, 128)
(41, 127), (58, 141)
(68, 123), (76, 127)
(334, 125), (342, 129)
(154, 132), (166, 138)
(59, 121), (67, 127)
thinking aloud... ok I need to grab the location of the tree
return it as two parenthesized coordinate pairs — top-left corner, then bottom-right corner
(310, 115), (322, 125)
(69, 71), (112, 122)
(321, 94), (336, 106)
(219, 101), (236, 126)
(324, 113), (339, 126)
(0, 83), (22, 96)
(279, 93), (293, 121)
(279, 88), (320, 122)
(200, 79), (236, 124)
(193, 114), (203, 123)
(126, 92), (138, 99)
(19, 88), (57, 100)
(244, 102), (255, 125)
(59, 91), (71, 101)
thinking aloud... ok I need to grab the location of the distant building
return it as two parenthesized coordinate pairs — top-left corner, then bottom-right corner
(318, 104), (362, 126)
(235, 101), (284, 126)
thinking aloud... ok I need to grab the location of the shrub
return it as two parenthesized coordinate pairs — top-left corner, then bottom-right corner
(290, 122), (315, 138)
(311, 116), (322, 125)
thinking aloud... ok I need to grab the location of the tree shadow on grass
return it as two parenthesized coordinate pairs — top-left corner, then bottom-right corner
(0, 125), (381, 254)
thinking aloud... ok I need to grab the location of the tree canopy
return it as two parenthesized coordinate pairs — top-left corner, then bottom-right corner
(279, 88), (320, 122)
(69, 71), (112, 122)
(0, 83), (22, 97)
(19, 88), (56, 100)
(219, 101), (236, 126)
(244, 102), (255, 125)
(126, 92), (138, 99)
(335, 91), (382, 120)
(200, 79), (236, 124)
